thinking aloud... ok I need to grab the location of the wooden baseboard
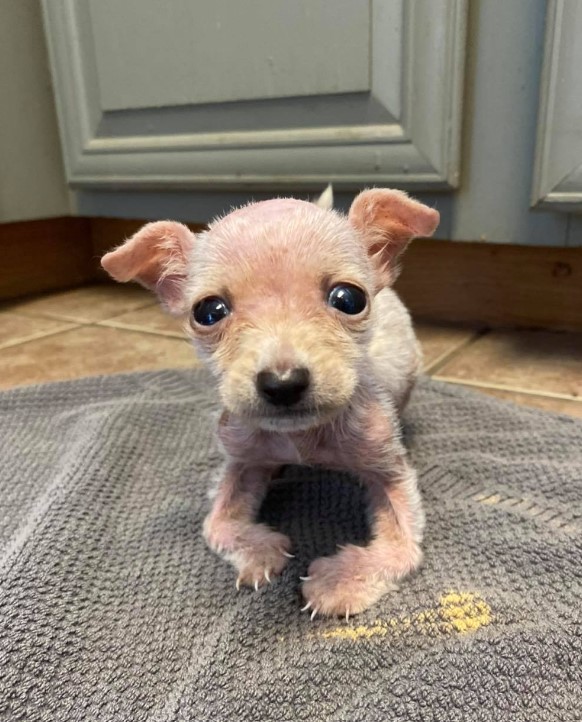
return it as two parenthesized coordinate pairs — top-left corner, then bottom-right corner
(2, 216), (581, 331)
(0, 216), (206, 299)
(394, 240), (582, 332)
(0, 217), (94, 301)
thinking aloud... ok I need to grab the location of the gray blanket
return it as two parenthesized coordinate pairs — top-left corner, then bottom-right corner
(0, 370), (581, 721)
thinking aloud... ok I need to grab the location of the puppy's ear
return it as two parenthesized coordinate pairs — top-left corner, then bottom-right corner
(101, 221), (195, 315)
(349, 188), (439, 284)
(313, 184), (334, 210)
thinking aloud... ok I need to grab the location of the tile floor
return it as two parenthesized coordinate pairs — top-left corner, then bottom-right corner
(1, 284), (581, 419)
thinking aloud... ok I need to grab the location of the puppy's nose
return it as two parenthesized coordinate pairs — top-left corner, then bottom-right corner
(256, 368), (310, 407)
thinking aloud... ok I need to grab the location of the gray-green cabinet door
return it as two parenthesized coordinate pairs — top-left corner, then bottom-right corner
(41, 0), (467, 191)
(532, 0), (582, 210)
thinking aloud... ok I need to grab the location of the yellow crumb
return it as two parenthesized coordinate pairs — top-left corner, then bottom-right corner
(319, 591), (493, 641)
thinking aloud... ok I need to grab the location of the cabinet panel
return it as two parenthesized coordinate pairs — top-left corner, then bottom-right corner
(42, 0), (467, 191)
(532, 0), (582, 210)
(89, 0), (370, 110)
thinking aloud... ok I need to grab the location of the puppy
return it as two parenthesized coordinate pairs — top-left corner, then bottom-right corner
(102, 187), (439, 618)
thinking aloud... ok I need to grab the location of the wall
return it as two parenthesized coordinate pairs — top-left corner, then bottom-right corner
(0, 0), (70, 223)
(72, 0), (582, 248)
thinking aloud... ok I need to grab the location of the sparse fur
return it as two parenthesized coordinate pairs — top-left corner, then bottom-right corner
(101, 186), (439, 617)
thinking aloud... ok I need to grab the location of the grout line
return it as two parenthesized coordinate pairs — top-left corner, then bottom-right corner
(88, 323), (192, 344)
(423, 328), (489, 375)
(0, 318), (188, 354)
(90, 301), (158, 323)
(8, 296), (158, 325)
(8, 301), (157, 325)
(432, 375), (582, 403)
(0, 324), (82, 352)
(96, 320), (187, 340)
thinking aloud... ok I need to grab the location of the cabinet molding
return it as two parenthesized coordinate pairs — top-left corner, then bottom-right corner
(532, 0), (582, 209)
(42, 0), (467, 191)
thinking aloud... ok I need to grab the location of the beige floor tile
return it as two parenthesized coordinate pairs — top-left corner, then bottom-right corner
(100, 304), (186, 338)
(6, 284), (154, 323)
(0, 326), (200, 389)
(0, 312), (77, 350)
(449, 383), (582, 420)
(436, 330), (582, 398)
(414, 322), (479, 371)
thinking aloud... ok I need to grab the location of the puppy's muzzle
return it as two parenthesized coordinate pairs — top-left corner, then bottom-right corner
(256, 368), (310, 407)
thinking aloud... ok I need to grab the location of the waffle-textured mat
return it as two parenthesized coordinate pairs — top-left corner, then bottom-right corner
(1, 370), (581, 721)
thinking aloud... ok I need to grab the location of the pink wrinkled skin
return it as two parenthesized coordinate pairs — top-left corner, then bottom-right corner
(101, 188), (439, 617)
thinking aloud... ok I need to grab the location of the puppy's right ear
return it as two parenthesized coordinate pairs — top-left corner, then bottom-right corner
(101, 221), (195, 315)
(349, 189), (439, 285)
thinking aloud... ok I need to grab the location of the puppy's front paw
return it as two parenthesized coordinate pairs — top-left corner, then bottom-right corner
(204, 516), (293, 591)
(301, 545), (396, 619)
(232, 528), (293, 591)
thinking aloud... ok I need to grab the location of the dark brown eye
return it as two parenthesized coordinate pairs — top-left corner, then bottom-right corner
(327, 284), (367, 315)
(192, 296), (230, 326)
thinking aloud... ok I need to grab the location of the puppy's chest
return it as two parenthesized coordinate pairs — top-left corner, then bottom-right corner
(288, 427), (356, 468)
(219, 422), (348, 468)
(219, 409), (393, 471)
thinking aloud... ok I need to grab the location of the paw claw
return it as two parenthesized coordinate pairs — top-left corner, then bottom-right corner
(235, 577), (241, 591)
(310, 608), (318, 621)
(217, 528), (291, 589)
(301, 601), (312, 612)
(281, 550), (295, 559)
(300, 545), (405, 617)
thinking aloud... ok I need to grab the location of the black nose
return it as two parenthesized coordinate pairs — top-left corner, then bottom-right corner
(256, 368), (310, 407)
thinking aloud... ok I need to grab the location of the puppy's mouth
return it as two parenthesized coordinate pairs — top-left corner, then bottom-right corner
(252, 403), (339, 432)
(256, 412), (318, 432)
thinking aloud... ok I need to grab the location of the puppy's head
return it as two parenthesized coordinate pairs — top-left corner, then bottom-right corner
(102, 188), (438, 431)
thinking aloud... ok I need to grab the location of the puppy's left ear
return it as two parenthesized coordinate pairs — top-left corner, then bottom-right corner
(349, 188), (439, 284)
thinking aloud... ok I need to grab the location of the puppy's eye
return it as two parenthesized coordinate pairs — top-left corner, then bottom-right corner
(327, 284), (367, 315)
(192, 296), (230, 326)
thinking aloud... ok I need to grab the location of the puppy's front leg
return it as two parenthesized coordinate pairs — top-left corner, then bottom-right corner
(302, 456), (424, 618)
(203, 462), (293, 590)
